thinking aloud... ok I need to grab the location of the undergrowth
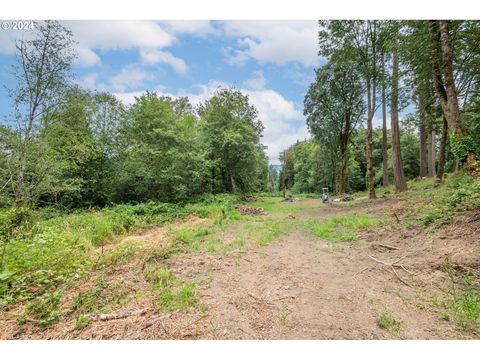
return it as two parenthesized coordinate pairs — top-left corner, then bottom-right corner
(0, 194), (238, 309)
(307, 213), (377, 243)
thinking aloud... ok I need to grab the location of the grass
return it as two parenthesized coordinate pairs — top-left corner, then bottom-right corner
(427, 268), (480, 335)
(307, 213), (377, 243)
(74, 314), (91, 331)
(447, 272), (480, 333)
(401, 172), (480, 229)
(376, 311), (403, 335)
(23, 290), (63, 328)
(277, 310), (288, 326)
(144, 262), (198, 312)
(71, 276), (129, 315)
(249, 197), (321, 213)
(0, 195), (238, 307)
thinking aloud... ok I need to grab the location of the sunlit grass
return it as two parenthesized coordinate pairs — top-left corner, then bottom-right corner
(307, 213), (377, 243)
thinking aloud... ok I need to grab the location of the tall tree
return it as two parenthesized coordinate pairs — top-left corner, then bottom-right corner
(390, 33), (408, 192)
(8, 20), (76, 205)
(304, 61), (365, 194)
(381, 51), (389, 187)
(318, 20), (383, 199)
(197, 88), (267, 194)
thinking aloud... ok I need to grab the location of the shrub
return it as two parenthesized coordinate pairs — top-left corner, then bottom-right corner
(24, 290), (63, 327)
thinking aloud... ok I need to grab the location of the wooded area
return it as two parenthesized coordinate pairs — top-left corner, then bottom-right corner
(0, 20), (479, 340)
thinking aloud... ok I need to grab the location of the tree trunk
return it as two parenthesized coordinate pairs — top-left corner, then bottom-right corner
(390, 47), (408, 192)
(439, 20), (465, 136)
(418, 90), (428, 178)
(430, 21), (449, 123)
(381, 51), (389, 187)
(427, 130), (437, 177)
(366, 78), (376, 199)
(331, 147), (338, 194)
(339, 114), (351, 195)
(436, 114), (449, 185)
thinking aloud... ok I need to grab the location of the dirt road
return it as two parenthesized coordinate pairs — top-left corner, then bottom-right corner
(3, 196), (478, 339)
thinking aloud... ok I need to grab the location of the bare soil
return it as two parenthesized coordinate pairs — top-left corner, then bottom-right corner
(2, 197), (479, 339)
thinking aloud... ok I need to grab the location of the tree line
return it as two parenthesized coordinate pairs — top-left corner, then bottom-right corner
(280, 20), (480, 197)
(0, 21), (268, 209)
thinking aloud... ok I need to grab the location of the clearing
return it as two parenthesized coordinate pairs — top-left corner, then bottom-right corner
(1, 178), (479, 339)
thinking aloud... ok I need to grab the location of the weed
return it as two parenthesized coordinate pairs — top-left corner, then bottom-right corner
(376, 311), (403, 335)
(144, 262), (199, 312)
(448, 273), (480, 333)
(24, 290), (63, 327)
(72, 276), (128, 314)
(308, 214), (377, 243)
(74, 314), (91, 331)
(278, 311), (288, 326)
(144, 264), (175, 288)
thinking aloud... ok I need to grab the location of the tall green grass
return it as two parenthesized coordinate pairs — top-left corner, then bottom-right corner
(307, 213), (377, 242)
(0, 195), (238, 307)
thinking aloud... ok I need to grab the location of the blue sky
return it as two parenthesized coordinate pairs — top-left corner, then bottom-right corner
(0, 20), (398, 164)
(0, 20), (327, 163)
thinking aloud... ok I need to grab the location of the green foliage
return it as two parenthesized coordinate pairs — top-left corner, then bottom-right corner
(435, 268), (480, 334)
(450, 134), (475, 161)
(308, 214), (377, 242)
(71, 276), (128, 314)
(74, 314), (91, 331)
(115, 93), (207, 203)
(376, 311), (403, 334)
(24, 290), (63, 327)
(417, 174), (480, 227)
(198, 88), (268, 194)
(144, 263), (198, 312)
(0, 195), (238, 305)
(0, 206), (36, 242)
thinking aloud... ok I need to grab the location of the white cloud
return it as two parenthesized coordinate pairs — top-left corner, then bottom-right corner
(66, 21), (175, 51)
(113, 79), (309, 163)
(243, 70), (267, 90)
(221, 20), (320, 66)
(160, 20), (217, 36)
(140, 48), (188, 75)
(244, 88), (308, 162)
(108, 65), (154, 92)
(75, 47), (101, 67)
(78, 64), (155, 92)
(77, 72), (99, 91)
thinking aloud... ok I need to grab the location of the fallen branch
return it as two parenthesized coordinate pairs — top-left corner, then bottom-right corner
(270, 295), (296, 301)
(368, 255), (406, 267)
(391, 266), (412, 287)
(171, 314), (208, 337)
(368, 255), (413, 287)
(399, 264), (417, 276)
(353, 266), (370, 277)
(393, 212), (400, 223)
(372, 243), (400, 251)
(87, 309), (148, 322)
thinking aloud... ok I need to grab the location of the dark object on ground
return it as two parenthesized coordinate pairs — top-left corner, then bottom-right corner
(341, 194), (354, 201)
(283, 197), (300, 202)
(235, 204), (266, 215)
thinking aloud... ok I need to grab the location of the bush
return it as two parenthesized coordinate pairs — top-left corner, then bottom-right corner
(0, 206), (36, 241)
(0, 195), (240, 306)
(24, 290), (63, 327)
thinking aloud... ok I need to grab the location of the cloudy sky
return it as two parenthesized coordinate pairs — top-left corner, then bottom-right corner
(0, 20), (327, 163)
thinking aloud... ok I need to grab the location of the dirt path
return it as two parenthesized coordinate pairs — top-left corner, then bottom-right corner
(3, 197), (478, 339)
(163, 198), (473, 339)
